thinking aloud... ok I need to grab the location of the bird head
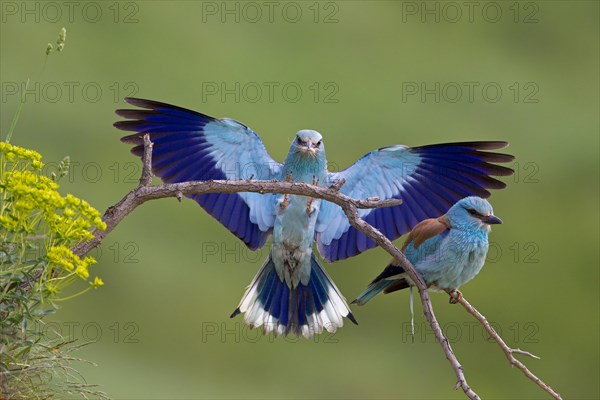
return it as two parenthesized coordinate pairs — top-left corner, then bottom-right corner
(292, 130), (324, 159)
(446, 196), (502, 231)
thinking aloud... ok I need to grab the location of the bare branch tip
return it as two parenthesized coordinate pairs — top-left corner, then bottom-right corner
(512, 349), (541, 360)
(329, 178), (346, 191)
(139, 134), (154, 186)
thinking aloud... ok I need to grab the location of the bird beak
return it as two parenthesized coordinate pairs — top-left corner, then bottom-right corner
(298, 140), (315, 154)
(481, 215), (502, 225)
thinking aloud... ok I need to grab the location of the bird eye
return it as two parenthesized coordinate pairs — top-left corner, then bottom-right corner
(296, 137), (304, 144)
(316, 140), (322, 147)
(467, 208), (478, 216)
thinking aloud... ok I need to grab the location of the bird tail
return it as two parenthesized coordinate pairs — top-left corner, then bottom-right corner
(231, 253), (357, 338)
(352, 264), (410, 306)
(352, 280), (394, 306)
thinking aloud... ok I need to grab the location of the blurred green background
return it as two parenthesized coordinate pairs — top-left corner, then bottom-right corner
(1, 1), (598, 399)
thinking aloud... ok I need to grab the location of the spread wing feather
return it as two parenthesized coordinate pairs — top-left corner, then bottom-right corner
(115, 98), (282, 250)
(316, 142), (513, 262)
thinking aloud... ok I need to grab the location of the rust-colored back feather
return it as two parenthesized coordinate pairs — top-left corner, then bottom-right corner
(401, 215), (451, 252)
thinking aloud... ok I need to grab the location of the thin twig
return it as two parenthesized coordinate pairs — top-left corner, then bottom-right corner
(139, 134), (153, 186)
(456, 296), (562, 400)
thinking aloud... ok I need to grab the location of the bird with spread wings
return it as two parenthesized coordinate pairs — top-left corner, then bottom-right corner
(115, 98), (514, 338)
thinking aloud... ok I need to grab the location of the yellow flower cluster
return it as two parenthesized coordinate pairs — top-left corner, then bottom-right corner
(44, 193), (107, 242)
(0, 168), (106, 240)
(47, 245), (96, 280)
(0, 142), (44, 169)
(1, 142), (106, 295)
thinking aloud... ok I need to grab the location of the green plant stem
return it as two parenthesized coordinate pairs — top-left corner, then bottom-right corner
(4, 79), (29, 144)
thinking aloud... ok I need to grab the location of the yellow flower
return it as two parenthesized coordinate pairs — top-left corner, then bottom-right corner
(0, 142), (43, 166)
(2, 143), (107, 298)
(75, 265), (89, 280)
(65, 194), (80, 206)
(93, 217), (107, 230)
(90, 277), (104, 288)
(47, 245), (75, 271)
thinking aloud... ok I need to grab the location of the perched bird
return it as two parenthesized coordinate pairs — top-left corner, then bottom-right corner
(353, 196), (502, 306)
(114, 98), (514, 338)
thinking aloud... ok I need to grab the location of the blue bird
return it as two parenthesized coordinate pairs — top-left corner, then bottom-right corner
(353, 196), (502, 306)
(114, 98), (514, 338)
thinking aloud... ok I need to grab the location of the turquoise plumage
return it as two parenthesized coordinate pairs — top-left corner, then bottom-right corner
(115, 98), (513, 338)
(353, 197), (502, 306)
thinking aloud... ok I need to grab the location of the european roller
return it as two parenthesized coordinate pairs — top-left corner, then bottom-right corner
(353, 196), (502, 306)
(114, 98), (514, 338)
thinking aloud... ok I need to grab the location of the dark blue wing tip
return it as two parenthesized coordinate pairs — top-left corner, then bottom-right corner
(413, 141), (510, 151)
(114, 120), (143, 133)
(347, 312), (358, 325)
(114, 98), (218, 145)
(412, 141), (516, 177)
(230, 307), (241, 318)
(122, 97), (193, 112)
(115, 97), (217, 122)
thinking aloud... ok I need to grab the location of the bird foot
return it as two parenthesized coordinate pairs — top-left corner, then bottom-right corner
(306, 177), (319, 215)
(281, 194), (289, 210)
(306, 197), (313, 215)
(448, 289), (463, 304)
(281, 173), (293, 210)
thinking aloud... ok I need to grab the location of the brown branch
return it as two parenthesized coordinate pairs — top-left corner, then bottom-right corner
(72, 179), (402, 258)
(72, 136), (401, 258)
(457, 297), (562, 400)
(72, 137), (560, 400)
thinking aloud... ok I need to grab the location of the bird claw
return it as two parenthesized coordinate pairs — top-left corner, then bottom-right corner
(306, 177), (318, 215)
(281, 194), (289, 210)
(280, 173), (293, 210)
(448, 289), (463, 304)
(306, 198), (313, 215)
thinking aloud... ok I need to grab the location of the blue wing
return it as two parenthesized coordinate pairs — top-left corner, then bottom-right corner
(355, 229), (451, 302)
(316, 142), (513, 262)
(115, 98), (282, 250)
(404, 230), (450, 268)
